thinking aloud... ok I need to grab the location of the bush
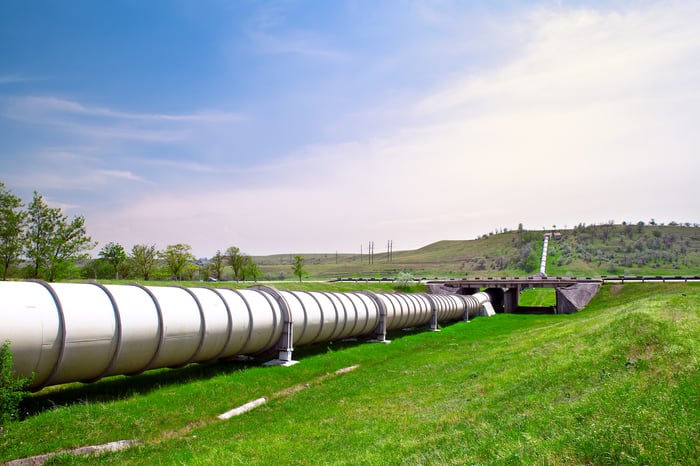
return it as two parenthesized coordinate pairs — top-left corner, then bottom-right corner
(394, 272), (414, 291)
(0, 340), (32, 426)
(606, 261), (620, 274)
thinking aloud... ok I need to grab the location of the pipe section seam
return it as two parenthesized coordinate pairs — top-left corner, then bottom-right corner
(0, 281), (491, 389)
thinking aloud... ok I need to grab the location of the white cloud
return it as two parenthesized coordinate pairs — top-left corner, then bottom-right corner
(0, 74), (28, 85)
(3, 96), (244, 123)
(0, 96), (244, 142)
(245, 4), (346, 60)
(44, 197), (82, 212)
(414, 4), (700, 117)
(93, 169), (144, 182)
(10, 168), (146, 192)
(142, 159), (218, 174)
(6, 147), (148, 194)
(84, 2), (700, 255)
(248, 29), (347, 60)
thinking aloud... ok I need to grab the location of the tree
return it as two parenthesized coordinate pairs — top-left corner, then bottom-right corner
(24, 192), (60, 279)
(24, 191), (94, 281)
(131, 244), (157, 281)
(239, 255), (261, 282)
(159, 244), (195, 280)
(47, 214), (95, 282)
(0, 183), (26, 280)
(226, 246), (244, 282)
(99, 242), (127, 279)
(515, 243), (538, 274)
(291, 255), (306, 282)
(210, 250), (225, 280)
(183, 263), (198, 281)
(516, 222), (524, 245)
(81, 258), (115, 280)
(239, 255), (250, 282)
(245, 256), (262, 282)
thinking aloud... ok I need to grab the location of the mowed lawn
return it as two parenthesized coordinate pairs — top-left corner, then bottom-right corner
(2, 283), (698, 464)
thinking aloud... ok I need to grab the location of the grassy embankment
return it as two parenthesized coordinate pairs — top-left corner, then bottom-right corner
(1, 283), (698, 464)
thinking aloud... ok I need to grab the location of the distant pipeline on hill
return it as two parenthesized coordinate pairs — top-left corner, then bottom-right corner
(0, 281), (494, 390)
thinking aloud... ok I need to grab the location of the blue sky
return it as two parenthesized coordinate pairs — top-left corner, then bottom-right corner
(1, 0), (698, 257)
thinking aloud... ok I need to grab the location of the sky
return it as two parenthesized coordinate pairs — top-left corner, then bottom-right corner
(1, 0), (698, 257)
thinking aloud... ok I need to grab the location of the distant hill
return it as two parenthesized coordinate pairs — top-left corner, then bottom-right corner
(253, 223), (700, 279)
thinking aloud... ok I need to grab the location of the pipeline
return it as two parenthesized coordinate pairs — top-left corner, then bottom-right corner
(0, 281), (492, 390)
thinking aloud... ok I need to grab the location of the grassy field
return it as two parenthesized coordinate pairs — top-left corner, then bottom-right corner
(517, 288), (556, 307)
(1, 283), (698, 464)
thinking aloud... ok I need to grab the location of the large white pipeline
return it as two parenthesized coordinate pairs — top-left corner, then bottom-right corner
(0, 281), (491, 390)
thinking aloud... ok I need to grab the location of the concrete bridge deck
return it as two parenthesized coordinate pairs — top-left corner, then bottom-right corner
(427, 277), (602, 288)
(427, 277), (603, 314)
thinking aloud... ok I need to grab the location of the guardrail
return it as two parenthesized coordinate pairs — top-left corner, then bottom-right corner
(599, 275), (700, 283)
(332, 275), (700, 284)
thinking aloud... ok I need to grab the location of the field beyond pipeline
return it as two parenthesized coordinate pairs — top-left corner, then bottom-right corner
(1, 283), (698, 464)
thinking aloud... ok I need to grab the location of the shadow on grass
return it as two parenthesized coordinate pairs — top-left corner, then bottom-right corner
(292, 324), (441, 360)
(20, 357), (256, 419)
(19, 323), (452, 420)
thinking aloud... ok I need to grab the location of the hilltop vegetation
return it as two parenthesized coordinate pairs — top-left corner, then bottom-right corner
(1, 283), (697, 464)
(254, 223), (700, 279)
(548, 222), (699, 276)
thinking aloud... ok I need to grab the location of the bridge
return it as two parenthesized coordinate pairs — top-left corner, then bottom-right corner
(426, 275), (700, 314)
(426, 277), (602, 314)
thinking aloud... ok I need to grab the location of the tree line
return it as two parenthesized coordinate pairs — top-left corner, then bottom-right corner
(0, 182), (278, 282)
(92, 243), (264, 282)
(0, 183), (94, 281)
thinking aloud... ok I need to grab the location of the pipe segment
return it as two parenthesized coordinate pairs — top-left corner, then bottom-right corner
(0, 281), (491, 390)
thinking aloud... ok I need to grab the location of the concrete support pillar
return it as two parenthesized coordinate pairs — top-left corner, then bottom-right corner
(358, 291), (391, 344)
(254, 285), (298, 367)
(555, 288), (563, 314)
(503, 287), (519, 313)
(484, 288), (504, 313)
(423, 293), (440, 331)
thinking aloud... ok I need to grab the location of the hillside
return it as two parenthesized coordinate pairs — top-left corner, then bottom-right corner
(2, 282), (697, 464)
(252, 224), (700, 279)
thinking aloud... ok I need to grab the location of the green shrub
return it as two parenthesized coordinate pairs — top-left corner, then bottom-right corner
(394, 271), (414, 290)
(0, 340), (32, 426)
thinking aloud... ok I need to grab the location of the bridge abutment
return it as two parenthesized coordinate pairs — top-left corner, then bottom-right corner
(428, 278), (602, 314)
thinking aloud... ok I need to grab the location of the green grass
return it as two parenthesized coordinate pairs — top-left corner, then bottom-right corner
(1, 283), (698, 464)
(517, 287), (556, 307)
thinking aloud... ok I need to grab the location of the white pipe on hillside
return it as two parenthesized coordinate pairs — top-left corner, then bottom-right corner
(540, 234), (550, 276)
(0, 281), (491, 390)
